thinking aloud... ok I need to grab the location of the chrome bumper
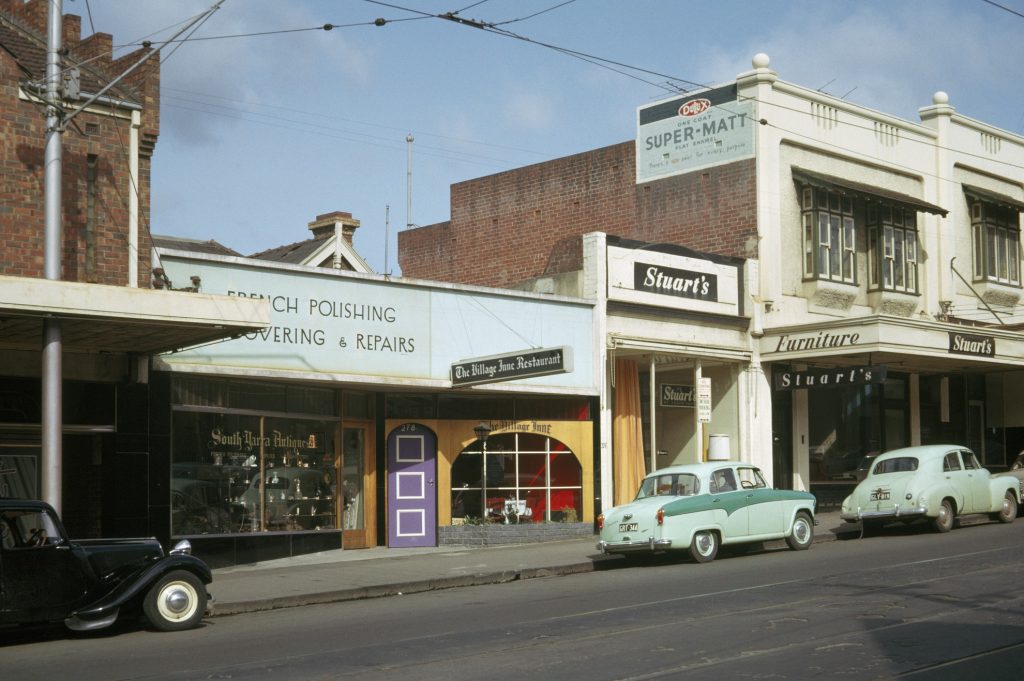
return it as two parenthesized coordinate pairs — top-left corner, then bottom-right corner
(841, 505), (927, 522)
(597, 537), (672, 553)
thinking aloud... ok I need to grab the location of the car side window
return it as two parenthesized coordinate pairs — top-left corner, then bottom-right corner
(961, 452), (978, 470)
(711, 468), (737, 493)
(943, 453), (961, 472)
(736, 467), (767, 489)
(1, 509), (60, 549)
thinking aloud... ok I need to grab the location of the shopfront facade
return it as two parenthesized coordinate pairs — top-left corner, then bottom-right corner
(155, 249), (598, 566)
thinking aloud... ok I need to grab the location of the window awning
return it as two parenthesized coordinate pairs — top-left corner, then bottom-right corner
(962, 184), (1024, 212)
(792, 168), (948, 217)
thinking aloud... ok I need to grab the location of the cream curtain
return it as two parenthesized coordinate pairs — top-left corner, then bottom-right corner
(613, 358), (647, 506)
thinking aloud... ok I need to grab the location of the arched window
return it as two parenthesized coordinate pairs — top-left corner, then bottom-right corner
(450, 433), (582, 523)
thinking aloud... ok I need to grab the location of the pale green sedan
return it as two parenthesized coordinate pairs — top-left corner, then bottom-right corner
(840, 444), (1023, 534)
(596, 462), (817, 563)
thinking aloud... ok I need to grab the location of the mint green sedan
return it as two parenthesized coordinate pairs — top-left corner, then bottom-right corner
(596, 462), (817, 563)
(840, 444), (1023, 534)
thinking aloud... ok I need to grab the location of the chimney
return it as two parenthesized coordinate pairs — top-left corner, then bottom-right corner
(308, 211), (360, 244)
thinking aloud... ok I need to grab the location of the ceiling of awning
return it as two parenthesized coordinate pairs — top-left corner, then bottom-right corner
(0, 276), (270, 355)
(792, 167), (949, 217)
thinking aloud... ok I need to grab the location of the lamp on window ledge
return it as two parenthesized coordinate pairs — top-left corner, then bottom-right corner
(474, 422), (492, 521)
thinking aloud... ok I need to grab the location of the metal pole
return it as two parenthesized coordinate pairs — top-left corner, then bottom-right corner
(42, 0), (64, 512)
(405, 134), (413, 229)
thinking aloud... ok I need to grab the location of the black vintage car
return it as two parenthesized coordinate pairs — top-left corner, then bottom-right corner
(0, 499), (212, 632)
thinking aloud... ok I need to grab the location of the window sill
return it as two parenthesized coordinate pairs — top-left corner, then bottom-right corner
(802, 278), (857, 311)
(972, 280), (1022, 307)
(867, 289), (920, 316)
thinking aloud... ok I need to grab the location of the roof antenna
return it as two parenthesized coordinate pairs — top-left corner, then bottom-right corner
(405, 134), (414, 230)
(384, 204), (391, 278)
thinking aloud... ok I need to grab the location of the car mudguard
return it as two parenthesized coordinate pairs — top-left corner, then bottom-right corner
(69, 554), (211, 621)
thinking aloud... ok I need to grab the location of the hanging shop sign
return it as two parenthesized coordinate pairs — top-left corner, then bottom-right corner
(948, 332), (995, 357)
(774, 365), (888, 391)
(696, 377), (712, 422)
(659, 383), (695, 408)
(636, 84), (755, 184)
(451, 347), (572, 388)
(607, 243), (741, 317)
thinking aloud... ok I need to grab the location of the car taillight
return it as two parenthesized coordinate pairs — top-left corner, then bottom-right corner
(656, 508), (664, 526)
(596, 514), (604, 530)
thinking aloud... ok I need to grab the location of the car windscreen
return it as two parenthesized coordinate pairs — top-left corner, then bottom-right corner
(871, 457), (919, 475)
(636, 473), (700, 499)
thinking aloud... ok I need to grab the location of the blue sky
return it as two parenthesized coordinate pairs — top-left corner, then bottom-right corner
(75, 0), (1024, 275)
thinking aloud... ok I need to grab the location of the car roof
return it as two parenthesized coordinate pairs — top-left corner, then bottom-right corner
(874, 445), (968, 462)
(643, 461), (759, 479)
(0, 499), (56, 512)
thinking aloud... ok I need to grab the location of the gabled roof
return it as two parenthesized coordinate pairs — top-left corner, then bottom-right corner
(250, 235), (373, 273)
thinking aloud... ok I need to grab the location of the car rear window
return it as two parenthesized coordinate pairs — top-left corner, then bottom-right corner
(637, 473), (700, 498)
(872, 457), (918, 475)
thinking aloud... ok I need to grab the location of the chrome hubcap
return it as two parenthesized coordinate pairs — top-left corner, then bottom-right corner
(794, 521), (809, 543)
(164, 587), (191, 615)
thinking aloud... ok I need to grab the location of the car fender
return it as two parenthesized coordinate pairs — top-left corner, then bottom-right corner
(70, 554), (211, 621)
(916, 483), (963, 516)
(783, 502), (816, 536)
(667, 509), (724, 548)
(986, 478), (1021, 509)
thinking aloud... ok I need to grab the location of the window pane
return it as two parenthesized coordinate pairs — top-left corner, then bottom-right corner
(998, 229), (1009, 280)
(549, 452), (582, 487)
(987, 227), (998, 279)
(830, 216), (841, 279)
(517, 454), (547, 487)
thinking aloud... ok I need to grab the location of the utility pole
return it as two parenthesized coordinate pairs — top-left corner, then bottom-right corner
(39, 1), (225, 512)
(41, 0), (64, 512)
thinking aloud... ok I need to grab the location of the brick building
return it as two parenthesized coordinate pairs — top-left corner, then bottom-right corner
(400, 53), (1024, 511)
(0, 1), (266, 539)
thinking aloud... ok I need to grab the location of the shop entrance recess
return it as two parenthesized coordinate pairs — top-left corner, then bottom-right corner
(386, 423), (437, 547)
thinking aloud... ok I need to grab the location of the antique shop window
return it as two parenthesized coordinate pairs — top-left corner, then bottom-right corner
(971, 199), (1021, 286)
(801, 185), (856, 284)
(170, 377), (341, 537)
(450, 432), (582, 523)
(867, 204), (919, 293)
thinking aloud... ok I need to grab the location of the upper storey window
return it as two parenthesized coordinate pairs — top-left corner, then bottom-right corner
(802, 186), (856, 284)
(867, 205), (918, 293)
(968, 192), (1021, 288)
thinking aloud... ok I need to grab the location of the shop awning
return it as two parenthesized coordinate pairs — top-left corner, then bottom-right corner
(0, 275), (271, 355)
(962, 184), (1024, 212)
(792, 168), (949, 217)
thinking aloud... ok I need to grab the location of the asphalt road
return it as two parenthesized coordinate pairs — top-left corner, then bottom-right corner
(4, 518), (1024, 681)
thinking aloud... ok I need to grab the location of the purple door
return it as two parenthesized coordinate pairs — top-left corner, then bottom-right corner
(387, 423), (437, 548)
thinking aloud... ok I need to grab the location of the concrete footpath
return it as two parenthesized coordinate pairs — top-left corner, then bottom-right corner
(209, 511), (859, 616)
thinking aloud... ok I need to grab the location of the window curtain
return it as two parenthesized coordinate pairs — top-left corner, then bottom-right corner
(613, 358), (647, 505)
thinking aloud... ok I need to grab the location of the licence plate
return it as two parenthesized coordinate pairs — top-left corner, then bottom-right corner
(870, 488), (890, 501)
(618, 522), (638, 532)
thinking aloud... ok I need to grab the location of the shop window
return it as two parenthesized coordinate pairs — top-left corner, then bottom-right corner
(867, 204), (919, 293)
(450, 433), (582, 523)
(971, 200), (1021, 286)
(170, 411), (339, 536)
(801, 186), (856, 284)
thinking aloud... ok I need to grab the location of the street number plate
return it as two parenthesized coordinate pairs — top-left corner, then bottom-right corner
(618, 522), (638, 532)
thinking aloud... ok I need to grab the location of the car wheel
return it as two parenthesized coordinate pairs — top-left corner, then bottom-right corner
(996, 491), (1017, 524)
(689, 530), (719, 563)
(933, 499), (955, 533)
(786, 511), (814, 550)
(143, 570), (207, 632)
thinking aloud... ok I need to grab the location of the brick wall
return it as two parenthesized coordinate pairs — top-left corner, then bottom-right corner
(0, 0), (159, 287)
(398, 141), (758, 288)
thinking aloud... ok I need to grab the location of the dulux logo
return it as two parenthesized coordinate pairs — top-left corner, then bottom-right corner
(678, 98), (711, 117)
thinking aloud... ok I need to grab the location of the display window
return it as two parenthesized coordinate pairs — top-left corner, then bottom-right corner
(170, 410), (340, 536)
(450, 432), (582, 523)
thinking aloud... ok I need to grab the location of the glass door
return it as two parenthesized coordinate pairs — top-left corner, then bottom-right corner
(341, 422), (375, 548)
